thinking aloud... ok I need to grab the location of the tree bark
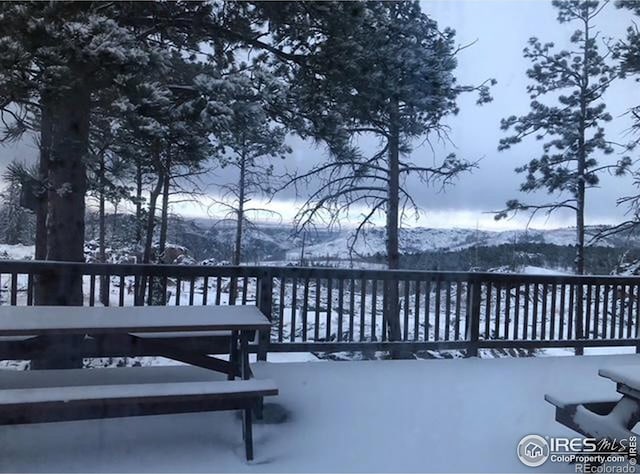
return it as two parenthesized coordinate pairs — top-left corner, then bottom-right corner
(33, 100), (51, 306)
(98, 151), (108, 306)
(300, 232), (306, 266)
(35, 103), (51, 262)
(575, 12), (589, 278)
(384, 98), (403, 354)
(233, 152), (246, 267)
(135, 162), (143, 247)
(142, 166), (164, 265)
(112, 201), (119, 240)
(33, 81), (90, 369)
(41, 81), (89, 305)
(230, 151), (247, 305)
(158, 166), (170, 262)
(573, 11), (591, 354)
(136, 159), (164, 304)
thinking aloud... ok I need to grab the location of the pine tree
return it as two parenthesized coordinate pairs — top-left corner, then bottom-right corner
(615, 2), (640, 150)
(0, 162), (39, 246)
(593, 1), (640, 238)
(617, 1), (640, 76)
(496, 0), (631, 276)
(215, 72), (291, 267)
(115, 62), (216, 302)
(278, 1), (492, 345)
(0, 181), (34, 246)
(0, 2), (215, 306)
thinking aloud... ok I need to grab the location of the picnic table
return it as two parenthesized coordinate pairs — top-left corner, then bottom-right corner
(0, 305), (277, 460)
(546, 365), (640, 465)
(0, 305), (267, 375)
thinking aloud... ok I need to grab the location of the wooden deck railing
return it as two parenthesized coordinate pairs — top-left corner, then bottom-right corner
(0, 260), (639, 358)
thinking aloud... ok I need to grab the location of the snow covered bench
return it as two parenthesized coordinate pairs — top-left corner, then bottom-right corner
(545, 365), (640, 465)
(544, 394), (638, 440)
(0, 370), (278, 461)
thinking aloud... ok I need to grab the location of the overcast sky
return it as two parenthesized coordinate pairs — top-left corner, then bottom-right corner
(1, 1), (637, 231)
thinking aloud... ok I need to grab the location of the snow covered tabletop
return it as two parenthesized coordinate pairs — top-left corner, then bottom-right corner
(0, 305), (271, 336)
(599, 365), (640, 391)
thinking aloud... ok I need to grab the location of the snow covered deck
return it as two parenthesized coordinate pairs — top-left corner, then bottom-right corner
(1, 354), (638, 473)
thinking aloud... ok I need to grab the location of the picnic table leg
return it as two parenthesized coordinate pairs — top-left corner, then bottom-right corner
(239, 331), (254, 460)
(242, 331), (264, 419)
(243, 407), (254, 461)
(228, 331), (238, 381)
(240, 332), (249, 380)
(255, 401), (264, 420)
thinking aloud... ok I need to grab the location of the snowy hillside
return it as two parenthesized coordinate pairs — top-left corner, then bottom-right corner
(2, 222), (640, 265)
(284, 226), (640, 260)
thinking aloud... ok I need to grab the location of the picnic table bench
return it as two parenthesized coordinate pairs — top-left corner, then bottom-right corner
(545, 365), (640, 464)
(0, 305), (277, 461)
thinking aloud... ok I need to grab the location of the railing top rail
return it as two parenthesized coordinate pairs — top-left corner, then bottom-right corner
(0, 259), (639, 285)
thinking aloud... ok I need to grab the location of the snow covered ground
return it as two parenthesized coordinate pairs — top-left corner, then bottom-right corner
(1, 354), (638, 472)
(520, 265), (569, 275)
(0, 244), (34, 261)
(283, 226), (632, 260)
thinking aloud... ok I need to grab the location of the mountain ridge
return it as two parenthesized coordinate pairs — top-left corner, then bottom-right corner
(179, 219), (640, 261)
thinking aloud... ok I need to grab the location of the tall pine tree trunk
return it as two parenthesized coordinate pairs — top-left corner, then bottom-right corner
(137, 159), (164, 304)
(35, 103), (51, 262)
(98, 151), (108, 306)
(33, 81), (90, 369)
(33, 100), (51, 306)
(42, 82), (89, 303)
(142, 156), (164, 265)
(112, 201), (119, 240)
(142, 177), (163, 265)
(154, 169), (170, 305)
(573, 11), (591, 355)
(135, 162), (143, 248)
(384, 98), (403, 355)
(230, 152), (247, 305)
(233, 153), (246, 267)
(158, 169), (170, 260)
(575, 13), (589, 278)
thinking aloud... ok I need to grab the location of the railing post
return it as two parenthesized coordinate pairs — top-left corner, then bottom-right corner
(466, 279), (482, 357)
(575, 283), (584, 356)
(256, 270), (273, 361)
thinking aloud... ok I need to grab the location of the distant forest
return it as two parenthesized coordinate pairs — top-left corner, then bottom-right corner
(2, 206), (640, 275)
(385, 244), (640, 275)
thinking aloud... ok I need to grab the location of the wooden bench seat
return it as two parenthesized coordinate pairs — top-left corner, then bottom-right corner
(545, 394), (620, 413)
(599, 367), (640, 391)
(0, 374), (278, 460)
(0, 378), (277, 407)
(0, 336), (37, 342)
